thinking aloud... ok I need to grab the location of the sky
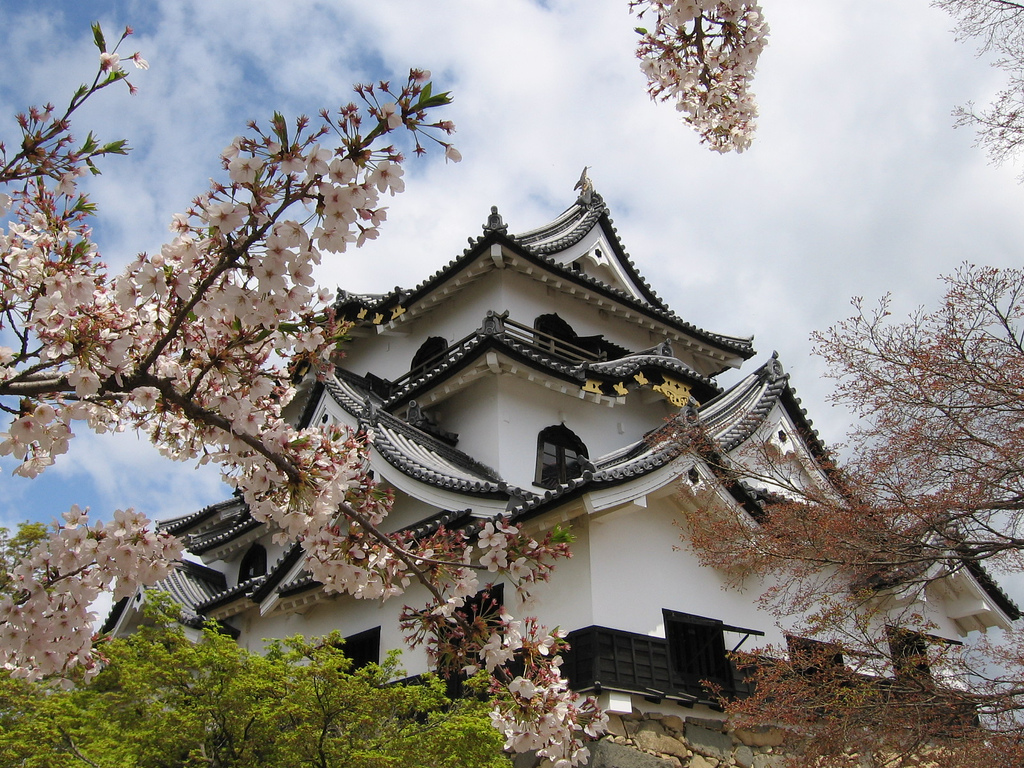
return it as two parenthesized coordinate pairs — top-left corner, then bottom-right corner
(2, 0), (1024, 556)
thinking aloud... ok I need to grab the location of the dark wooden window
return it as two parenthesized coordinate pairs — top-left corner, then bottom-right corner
(411, 336), (448, 373)
(787, 636), (845, 677)
(663, 610), (732, 691)
(533, 313), (578, 351)
(441, 584), (506, 697)
(342, 626), (381, 670)
(238, 543), (267, 583)
(535, 424), (588, 489)
(888, 627), (932, 679)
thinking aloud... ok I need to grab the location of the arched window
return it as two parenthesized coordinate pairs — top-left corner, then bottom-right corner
(411, 336), (449, 373)
(238, 543), (267, 583)
(535, 424), (588, 489)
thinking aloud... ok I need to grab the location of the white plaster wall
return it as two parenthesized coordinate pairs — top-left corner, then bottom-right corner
(508, 516), (596, 635)
(236, 585), (432, 675)
(232, 517), (597, 679)
(379, 488), (445, 534)
(437, 372), (671, 491)
(431, 372), (673, 491)
(432, 375), (504, 474)
(585, 498), (789, 649)
(214, 533), (290, 589)
(341, 270), (511, 381)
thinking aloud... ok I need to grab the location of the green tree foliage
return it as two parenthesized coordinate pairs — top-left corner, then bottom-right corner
(0, 523), (47, 597)
(0, 598), (510, 768)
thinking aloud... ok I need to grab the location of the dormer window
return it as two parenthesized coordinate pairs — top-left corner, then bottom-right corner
(238, 543), (267, 583)
(411, 336), (448, 374)
(536, 424), (588, 489)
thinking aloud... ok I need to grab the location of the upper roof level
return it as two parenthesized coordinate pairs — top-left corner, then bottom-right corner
(333, 186), (755, 383)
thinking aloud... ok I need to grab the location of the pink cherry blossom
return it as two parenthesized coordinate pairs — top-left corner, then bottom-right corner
(0, 24), (584, 763)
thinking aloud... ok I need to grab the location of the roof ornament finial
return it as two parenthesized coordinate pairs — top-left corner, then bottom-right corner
(482, 205), (507, 235)
(574, 166), (594, 206)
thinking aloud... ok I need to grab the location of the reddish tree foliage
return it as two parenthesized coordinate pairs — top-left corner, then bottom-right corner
(681, 265), (1024, 766)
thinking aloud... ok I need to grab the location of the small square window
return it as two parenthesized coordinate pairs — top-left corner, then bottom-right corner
(887, 627), (932, 679)
(342, 626), (381, 670)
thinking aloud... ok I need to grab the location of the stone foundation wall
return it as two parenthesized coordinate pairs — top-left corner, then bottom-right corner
(514, 712), (788, 768)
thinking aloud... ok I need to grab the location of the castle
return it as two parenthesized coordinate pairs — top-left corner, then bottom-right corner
(105, 183), (1018, 744)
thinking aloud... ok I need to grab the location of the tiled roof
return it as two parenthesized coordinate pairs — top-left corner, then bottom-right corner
(963, 559), (1021, 621)
(699, 353), (827, 457)
(381, 330), (721, 410)
(514, 190), (675, 314)
(154, 560), (228, 627)
(332, 195), (755, 364)
(160, 497), (241, 536)
(506, 419), (689, 520)
(194, 544), (304, 614)
(372, 410), (513, 497)
(187, 511), (262, 555)
(503, 354), (825, 521)
(584, 354), (720, 397)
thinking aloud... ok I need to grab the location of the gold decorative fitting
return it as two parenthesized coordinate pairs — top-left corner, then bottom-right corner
(652, 376), (692, 407)
(613, 382), (629, 396)
(633, 372), (649, 386)
(391, 306), (406, 320)
(372, 313), (384, 324)
(582, 379), (604, 395)
(356, 307), (368, 319)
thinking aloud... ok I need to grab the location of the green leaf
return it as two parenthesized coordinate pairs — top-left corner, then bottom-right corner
(415, 91), (453, 111)
(549, 524), (575, 544)
(100, 139), (130, 156)
(91, 22), (106, 52)
(79, 132), (97, 155)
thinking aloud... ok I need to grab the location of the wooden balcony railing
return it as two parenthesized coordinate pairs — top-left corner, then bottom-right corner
(561, 625), (755, 705)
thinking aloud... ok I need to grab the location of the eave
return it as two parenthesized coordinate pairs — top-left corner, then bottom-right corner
(379, 332), (721, 413)
(335, 228), (754, 374)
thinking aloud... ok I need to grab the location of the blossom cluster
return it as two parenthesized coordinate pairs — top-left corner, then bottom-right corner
(632, 0), (768, 152)
(391, 519), (604, 764)
(1, 27), (456, 675)
(486, 617), (607, 766)
(0, 506), (181, 680)
(0, 25), (603, 763)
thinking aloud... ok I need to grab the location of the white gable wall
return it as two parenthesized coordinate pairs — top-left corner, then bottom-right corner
(434, 372), (673, 492)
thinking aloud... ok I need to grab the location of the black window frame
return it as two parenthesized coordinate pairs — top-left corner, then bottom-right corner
(535, 424), (588, 489)
(786, 635), (845, 677)
(410, 336), (449, 374)
(663, 610), (734, 693)
(341, 626), (381, 670)
(887, 627), (936, 680)
(238, 543), (267, 583)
